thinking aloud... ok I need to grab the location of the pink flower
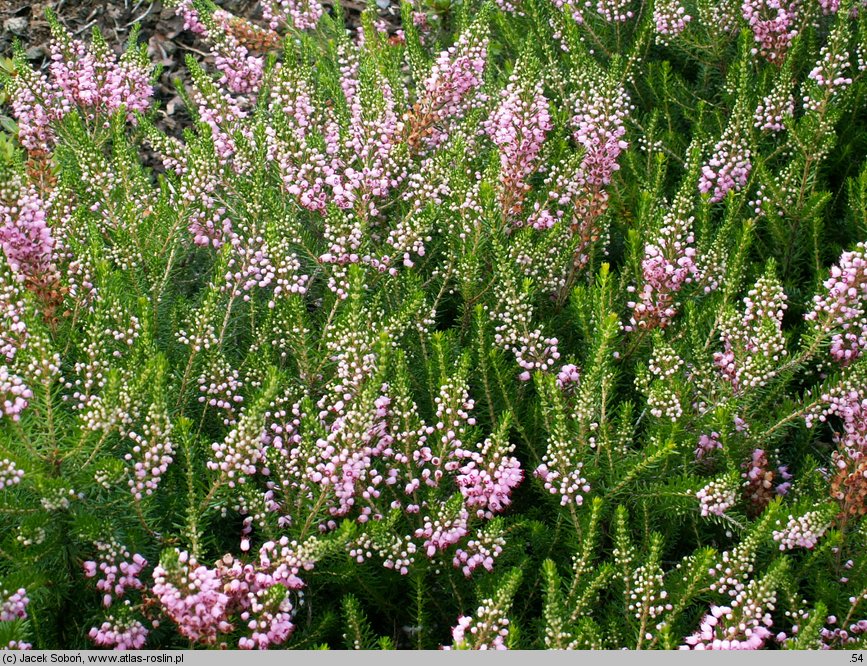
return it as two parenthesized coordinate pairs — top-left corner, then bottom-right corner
(699, 132), (751, 203)
(0, 188), (58, 288)
(83, 542), (148, 607)
(410, 29), (488, 150)
(484, 75), (552, 220)
(626, 202), (698, 331)
(261, 0), (323, 31)
(456, 436), (523, 519)
(48, 25), (152, 119)
(572, 80), (629, 189)
(0, 366), (32, 422)
(806, 244), (867, 365)
(654, 0), (691, 41)
(772, 511), (830, 550)
(0, 588), (29, 622)
(741, 0), (800, 63)
(88, 617), (148, 650)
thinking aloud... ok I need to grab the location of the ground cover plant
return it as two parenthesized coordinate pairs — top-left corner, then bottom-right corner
(1, 0), (867, 651)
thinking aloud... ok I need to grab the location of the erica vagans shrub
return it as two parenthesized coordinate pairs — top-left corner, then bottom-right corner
(1, 0), (867, 650)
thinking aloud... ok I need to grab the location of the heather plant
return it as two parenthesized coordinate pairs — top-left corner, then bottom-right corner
(0, 0), (867, 651)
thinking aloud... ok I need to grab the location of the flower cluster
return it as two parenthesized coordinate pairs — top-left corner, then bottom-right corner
(812, 385), (867, 453)
(0, 265), (27, 362)
(754, 85), (794, 132)
(0, 588), (28, 622)
(236, 353), (520, 578)
(199, 11), (265, 95)
(415, 504), (470, 556)
(153, 548), (303, 649)
(0, 188), (58, 290)
(39, 487), (79, 511)
(572, 78), (630, 191)
(83, 541), (148, 607)
(714, 271), (788, 392)
(681, 603), (773, 650)
(349, 532), (417, 575)
(151, 551), (234, 644)
(208, 399), (269, 489)
(699, 0), (742, 35)
(0, 367), (32, 422)
(173, 0), (207, 35)
(626, 197), (698, 331)
(742, 449), (791, 516)
(810, 383), (867, 519)
(457, 433), (523, 519)
(447, 597), (512, 650)
(215, 552), (303, 650)
(48, 28), (152, 118)
(643, 342), (684, 421)
(595, 0), (634, 22)
(88, 614), (149, 650)
(534, 436), (590, 507)
(492, 277), (561, 381)
(453, 525), (506, 577)
(198, 358), (244, 426)
(804, 375), (867, 440)
(8, 64), (59, 153)
(261, 0), (324, 31)
(654, 0), (691, 42)
(484, 75), (552, 220)
(806, 243), (867, 365)
(804, 37), (853, 111)
(124, 402), (174, 500)
(772, 511), (830, 550)
(695, 432), (723, 461)
(831, 447), (867, 520)
(741, 0), (800, 63)
(697, 478), (737, 517)
(629, 562), (672, 621)
(683, 568), (781, 650)
(408, 29), (488, 151)
(555, 363), (581, 390)
(818, 616), (867, 648)
(699, 129), (752, 203)
(8, 20), (152, 154)
(0, 459), (24, 490)
(527, 74), (630, 263)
